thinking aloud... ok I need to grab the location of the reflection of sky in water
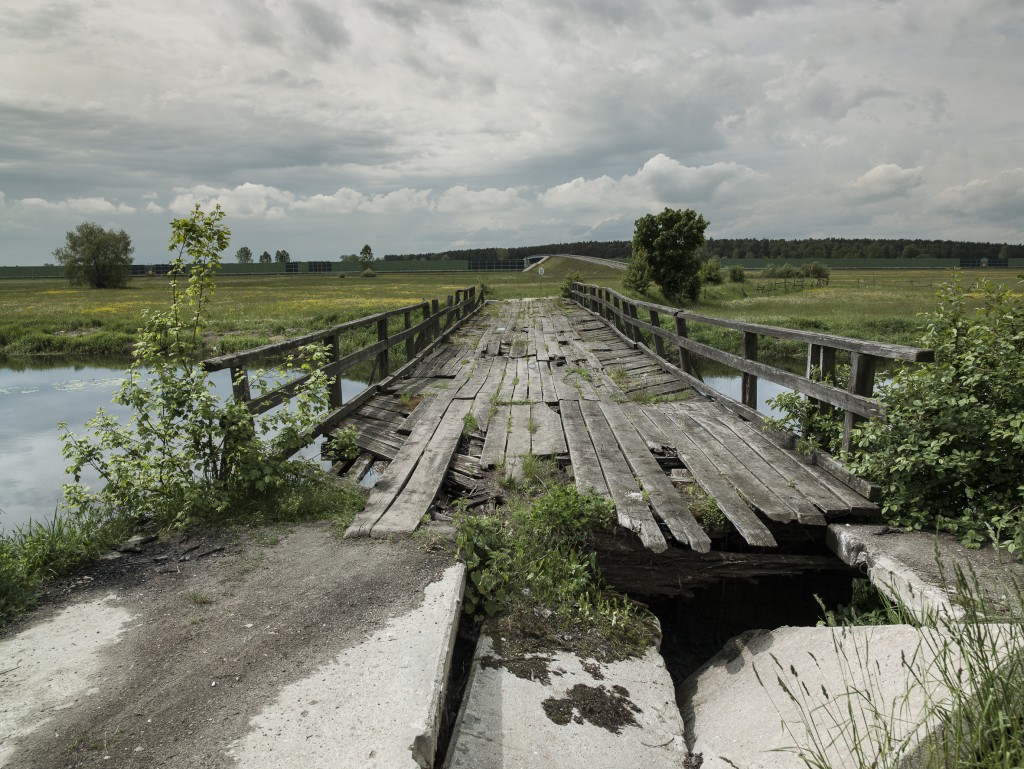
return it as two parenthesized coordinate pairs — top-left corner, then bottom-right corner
(0, 365), (365, 533)
(700, 375), (791, 418)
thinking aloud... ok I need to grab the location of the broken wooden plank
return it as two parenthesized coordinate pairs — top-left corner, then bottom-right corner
(579, 400), (667, 553)
(480, 402), (511, 470)
(370, 400), (473, 538)
(657, 410), (778, 548)
(504, 403), (532, 480)
(344, 392), (454, 538)
(597, 400), (711, 553)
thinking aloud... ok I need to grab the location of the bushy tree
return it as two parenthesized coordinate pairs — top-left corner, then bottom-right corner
(631, 208), (709, 303)
(359, 244), (374, 268)
(274, 249), (290, 264)
(852, 275), (1024, 551)
(622, 248), (651, 294)
(259, 250), (272, 264)
(236, 246), (253, 264)
(53, 222), (134, 288)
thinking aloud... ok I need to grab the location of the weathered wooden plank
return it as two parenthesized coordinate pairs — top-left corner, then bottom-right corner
(597, 401), (711, 552)
(530, 403), (568, 456)
(344, 393), (454, 538)
(455, 356), (495, 399)
(551, 368), (580, 402)
(619, 401), (673, 448)
(579, 400), (667, 553)
(480, 403), (511, 469)
(511, 358), (530, 402)
(370, 400), (473, 538)
(670, 410), (799, 524)
(504, 403), (533, 480)
(560, 401), (608, 496)
(526, 360), (542, 402)
(685, 410), (827, 526)
(657, 410), (778, 547)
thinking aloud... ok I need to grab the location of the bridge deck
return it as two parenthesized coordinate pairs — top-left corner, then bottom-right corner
(336, 298), (876, 550)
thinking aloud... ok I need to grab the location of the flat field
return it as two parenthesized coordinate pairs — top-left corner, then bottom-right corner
(0, 259), (1018, 359)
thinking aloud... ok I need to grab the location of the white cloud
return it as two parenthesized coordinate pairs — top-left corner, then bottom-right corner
(14, 196), (136, 215)
(847, 164), (924, 204)
(937, 169), (1024, 225)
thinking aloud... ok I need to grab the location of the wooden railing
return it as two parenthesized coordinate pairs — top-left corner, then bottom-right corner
(202, 286), (483, 456)
(569, 282), (933, 456)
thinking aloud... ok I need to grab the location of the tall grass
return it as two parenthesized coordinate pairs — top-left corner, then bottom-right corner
(759, 563), (1024, 768)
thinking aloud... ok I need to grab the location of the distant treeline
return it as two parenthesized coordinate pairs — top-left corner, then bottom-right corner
(383, 240), (631, 262)
(385, 237), (1022, 264)
(705, 237), (1023, 263)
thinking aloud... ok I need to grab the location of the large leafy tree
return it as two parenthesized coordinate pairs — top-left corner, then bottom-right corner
(631, 208), (709, 303)
(258, 250), (272, 264)
(235, 246), (253, 264)
(53, 222), (134, 288)
(274, 249), (290, 264)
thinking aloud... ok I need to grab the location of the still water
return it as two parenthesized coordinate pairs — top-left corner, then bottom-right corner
(0, 361), (798, 534)
(0, 363), (366, 533)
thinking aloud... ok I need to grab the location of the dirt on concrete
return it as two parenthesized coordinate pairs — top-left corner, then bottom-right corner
(0, 522), (455, 769)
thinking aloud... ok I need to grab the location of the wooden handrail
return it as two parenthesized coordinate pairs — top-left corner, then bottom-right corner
(569, 282), (933, 455)
(202, 286), (483, 458)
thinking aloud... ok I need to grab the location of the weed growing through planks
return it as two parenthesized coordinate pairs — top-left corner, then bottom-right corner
(462, 411), (479, 436)
(685, 485), (730, 538)
(326, 426), (360, 461)
(455, 483), (659, 660)
(188, 591), (214, 605)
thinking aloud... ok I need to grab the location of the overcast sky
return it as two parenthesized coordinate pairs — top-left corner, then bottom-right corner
(1, 0), (1022, 265)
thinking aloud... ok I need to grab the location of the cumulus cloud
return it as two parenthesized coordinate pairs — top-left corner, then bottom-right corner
(539, 155), (763, 218)
(847, 164), (924, 203)
(937, 169), (1024, 224)
(14, 196), (136, 215)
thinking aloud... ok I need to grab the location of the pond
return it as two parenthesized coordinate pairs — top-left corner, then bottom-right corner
(0, 362), (367, 534)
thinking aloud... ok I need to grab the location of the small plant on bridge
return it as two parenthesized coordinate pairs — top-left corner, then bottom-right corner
(455, 484), (658, 658)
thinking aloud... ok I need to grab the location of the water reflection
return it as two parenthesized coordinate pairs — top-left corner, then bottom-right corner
(0, 364), (365, 533)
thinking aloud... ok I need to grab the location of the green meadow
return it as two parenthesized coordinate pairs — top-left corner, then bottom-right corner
(0, 260), (1019, 360)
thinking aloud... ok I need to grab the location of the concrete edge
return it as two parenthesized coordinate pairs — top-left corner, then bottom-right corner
(411, 562), (467, 769)
(827, 524), (963, 622)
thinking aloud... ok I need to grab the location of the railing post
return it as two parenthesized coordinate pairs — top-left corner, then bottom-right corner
(626, 301), (641, 343)
(612, 295), (622, 332)
(431, 299), (440, 340)
(649, 308), (665, 359)
(673, 315), (703, 381)
(446, 295), (454, 330)
(325, 333), (342, 409)
(230, 365), (251, 404)
(741, 331), (758, 409)
(404, 309), (415, 362)
(843, 352), (878, 453)
(377, 316), (390, 379)
(807, 343), (837, 415)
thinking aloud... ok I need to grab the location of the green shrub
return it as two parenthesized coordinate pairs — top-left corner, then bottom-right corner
(700, 257), (724, 285)
(560, 270), (585, 299)
(359, 267), (377, 278)
(729, 266), (746, 283)
(852, 275), (1024, 551)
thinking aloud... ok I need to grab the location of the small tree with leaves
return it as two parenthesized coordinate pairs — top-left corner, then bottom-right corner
(235, 246), (253, 264)
(632, 208), (709, 304)
(60, 205), (334, 529)
(53, 222), (134, 288)
(275, 249), (290, 264)
(358, 244), (374, 268)
(259, 251), (272, 264)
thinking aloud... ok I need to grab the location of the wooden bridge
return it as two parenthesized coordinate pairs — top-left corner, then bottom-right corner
(203, 283), (933, 582)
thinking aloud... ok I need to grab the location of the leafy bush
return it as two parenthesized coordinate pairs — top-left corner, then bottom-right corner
(560, 270), (585, 299)
(763, 365), (849, 456)
(455, 484), (656, 656)
(60, 205), (336, 530)
(762, 263), (801, 279)
(700, 257), (724, 285)
(622, 250), (651, 294)
(729, 266), (746, 283)
(359, 267), (377, 278)
(852, 276), (1024, 551)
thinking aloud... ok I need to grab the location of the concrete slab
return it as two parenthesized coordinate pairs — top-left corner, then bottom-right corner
(828, 523), (1024, 622)
(443, 635), (686, 769)
(226, 562), (466, 769)
(680, 625), (966, 769)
